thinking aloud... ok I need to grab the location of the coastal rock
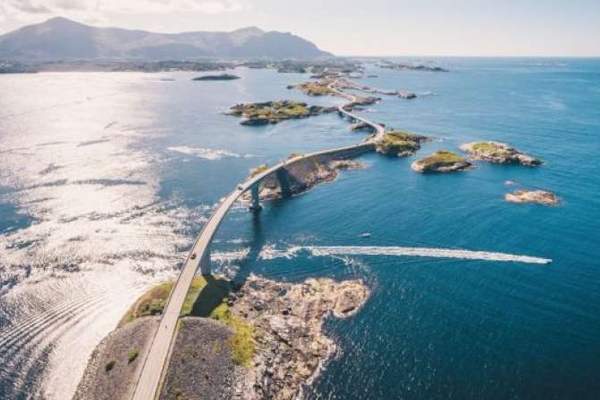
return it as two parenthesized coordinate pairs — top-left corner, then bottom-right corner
(375, 131), (428, 157)
(411, 150), (472, 173)
(505, 190), (559, 206)
(231, 275), (370, 400)
(460, 141), (541, 166)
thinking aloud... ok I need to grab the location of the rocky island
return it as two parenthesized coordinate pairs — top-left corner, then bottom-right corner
(227, 101), (336, 125)
(73, 274), (369, 400)
(192, 73), (240, 81)
(411, 150), (472, 173)
(460, 141), (542, 166)
(245, 154), (364, 201)
(375, 131), (429, 157)
(505, 189), (559, 206)
(379, 60), (448, 72)
(291, 80), (336, 96)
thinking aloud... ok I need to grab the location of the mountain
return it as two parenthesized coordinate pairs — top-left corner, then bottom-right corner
(0, 17), (333, 61)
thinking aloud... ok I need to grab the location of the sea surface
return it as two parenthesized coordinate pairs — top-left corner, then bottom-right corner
(0, 58), (599, 399)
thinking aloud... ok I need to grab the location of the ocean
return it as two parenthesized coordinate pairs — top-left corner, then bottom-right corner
(0, 57), (599, 399)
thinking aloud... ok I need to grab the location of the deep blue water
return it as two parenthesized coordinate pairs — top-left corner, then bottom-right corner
(0, 58), (599, 399)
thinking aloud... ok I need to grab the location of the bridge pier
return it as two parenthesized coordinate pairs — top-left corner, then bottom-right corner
(249, 184), (262, 213)
(199, 247), (211, 275)
(276, 168), (292, 198)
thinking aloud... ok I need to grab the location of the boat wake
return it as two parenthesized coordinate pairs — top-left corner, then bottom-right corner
(259, 244), (551, 265)
(307, 246), (551, 264)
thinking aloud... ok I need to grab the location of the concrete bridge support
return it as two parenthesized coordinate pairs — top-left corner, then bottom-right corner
(199, 247), (211, 275)
(276, 168), (292, 198)
(249, 184), (262, 212)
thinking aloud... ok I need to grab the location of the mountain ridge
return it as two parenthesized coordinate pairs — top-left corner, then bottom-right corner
(0, 17), (333, 61)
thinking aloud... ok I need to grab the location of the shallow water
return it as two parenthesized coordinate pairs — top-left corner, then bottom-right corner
(0, 59), (599, 399)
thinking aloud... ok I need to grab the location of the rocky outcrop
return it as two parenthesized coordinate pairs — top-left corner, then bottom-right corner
(375, 131), (428, 157)
(230, 275), (370, 400)
(227, 101), (335, 125)
(505, 190), (559, 206)
(247, 156), (364, 201)
(460, 141), (541, 166)
(411, 150), (472, 173)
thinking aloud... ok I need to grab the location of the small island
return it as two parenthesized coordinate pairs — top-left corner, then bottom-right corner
(291, 80), (335, 96)
(227, 100), (335, 125)
(505, 190), (559, 206)
(460, 141), (542, 166)
(379, 60), (448, 72)
(411, 150), (472, 173)
(375, 131), (429, 157)
(192, 73), (240, 81)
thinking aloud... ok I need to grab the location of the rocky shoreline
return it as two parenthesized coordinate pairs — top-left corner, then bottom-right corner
(460, 141), (541, 166)
(230, 275), (370, 400)
(505, 189), (559, 205)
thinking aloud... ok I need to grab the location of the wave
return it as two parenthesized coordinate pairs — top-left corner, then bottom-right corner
(167, 146), (241, 160)
(258, 244), (303, 260)
(307, 246), (551, 265)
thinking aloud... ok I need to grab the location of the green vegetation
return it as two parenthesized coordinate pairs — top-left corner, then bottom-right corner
(376, 130), (427, 156)
(105, 360), (116, 373)
(295, 81), (335, 96)
(228, 100), (329, 125)
(412, 150), (470, 172)
(120, 277), (210, 326)
(210, 303), (255, 367)
(471, 142), (512, 157)
(127, 349), (139, 364)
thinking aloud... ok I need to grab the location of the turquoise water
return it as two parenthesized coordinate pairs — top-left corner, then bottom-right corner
(0, 58), (599, 399)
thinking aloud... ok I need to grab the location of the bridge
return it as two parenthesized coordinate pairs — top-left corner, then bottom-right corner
(131, 82), (386, 400)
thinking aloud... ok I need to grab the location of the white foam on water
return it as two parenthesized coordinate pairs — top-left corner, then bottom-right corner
(307, 246), (551, 265)
(167, 146), (240, 160)
(258, 244), (303, 260)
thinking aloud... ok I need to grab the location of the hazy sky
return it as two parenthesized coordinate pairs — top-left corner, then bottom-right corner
(1, 0), (599, 56)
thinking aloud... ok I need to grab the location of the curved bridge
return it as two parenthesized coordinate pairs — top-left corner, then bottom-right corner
(132, 84), (385, 400)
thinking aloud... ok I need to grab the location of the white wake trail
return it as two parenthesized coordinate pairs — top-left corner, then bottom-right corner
(307, 246), (551, 265)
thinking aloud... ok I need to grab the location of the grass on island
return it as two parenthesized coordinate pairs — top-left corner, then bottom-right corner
(296, 81), (335, 96)
(210, 303), (255, 367)
(417, 150), (466, 168)
(471, 142), (512, 157)
(127, 348), (139, 364)
(119, 274), (255, 367)
(376, 130), (426, 155)
(230, 101), (312, 122)
(119, 276), (210, 326)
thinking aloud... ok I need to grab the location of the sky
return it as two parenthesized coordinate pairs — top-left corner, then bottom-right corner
(1, 0), (599, 57)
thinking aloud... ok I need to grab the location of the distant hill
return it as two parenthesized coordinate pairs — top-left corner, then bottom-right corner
(0, 17), (333, 61)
